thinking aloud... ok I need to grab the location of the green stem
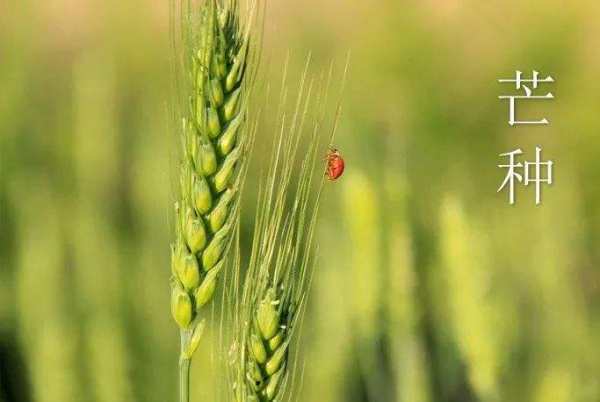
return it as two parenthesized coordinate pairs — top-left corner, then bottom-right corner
(179, 330), (192, 402)
(179, 355), (191, 402)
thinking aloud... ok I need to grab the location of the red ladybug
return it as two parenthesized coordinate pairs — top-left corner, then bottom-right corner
(325, 148), (345, 181)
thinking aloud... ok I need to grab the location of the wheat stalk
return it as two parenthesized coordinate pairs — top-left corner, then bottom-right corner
(170, 1), (259, 401)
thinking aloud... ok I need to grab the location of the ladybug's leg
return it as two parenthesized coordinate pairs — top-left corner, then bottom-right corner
(325, 165), (335, 180)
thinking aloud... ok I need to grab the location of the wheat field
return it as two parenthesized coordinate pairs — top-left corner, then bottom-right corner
(2, 1), (600, 402)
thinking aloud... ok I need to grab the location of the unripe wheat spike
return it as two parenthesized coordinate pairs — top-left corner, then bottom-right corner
(225, 56), (348, 402)
(170, 1), (260, 401)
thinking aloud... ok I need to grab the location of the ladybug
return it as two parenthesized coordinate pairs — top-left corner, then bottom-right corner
(325, 148), (345, 181)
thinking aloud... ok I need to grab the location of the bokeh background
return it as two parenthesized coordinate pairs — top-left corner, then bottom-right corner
(2, 1), (600, 402)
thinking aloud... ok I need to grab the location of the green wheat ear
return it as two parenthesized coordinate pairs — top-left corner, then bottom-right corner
(225, 57), (346, 402)
(172, 0), (252, 341)
(170, 0), (260, 399)
(236, 131), (322, 402)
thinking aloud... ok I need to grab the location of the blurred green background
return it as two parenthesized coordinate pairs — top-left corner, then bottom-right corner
(2, 1), (600, 402)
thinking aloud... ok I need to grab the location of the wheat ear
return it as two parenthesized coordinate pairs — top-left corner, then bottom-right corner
(170, 1), (258, 401)
(226, 58), (342, 402)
